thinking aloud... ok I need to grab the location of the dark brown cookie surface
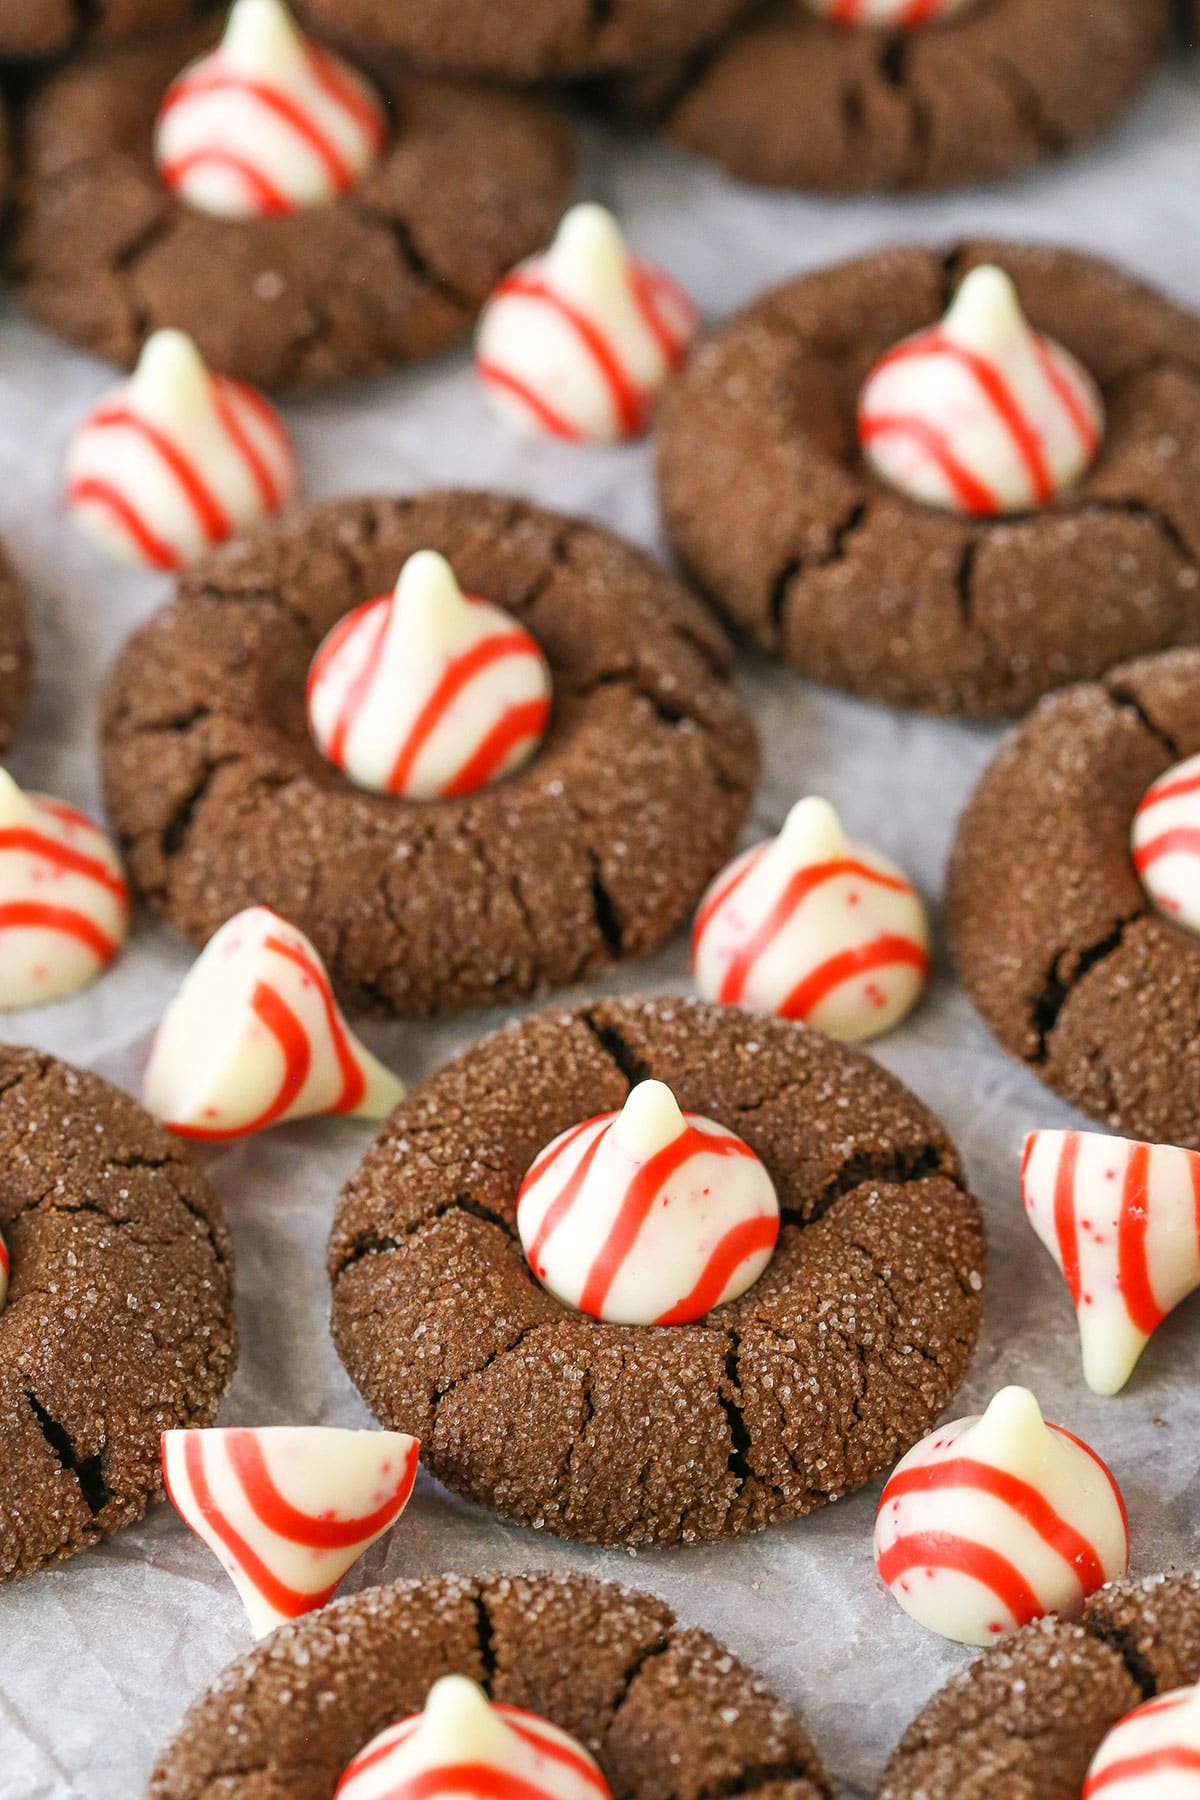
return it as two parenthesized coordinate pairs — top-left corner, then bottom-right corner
(658, 242), (1200, 718)
(7, 27), (574, 389)
(100, 493), (757, 1018)
(150, 1569), (832, 1798)
(0, 0), (209, 60)
(329, 997), (984, 1547)
(0, 1046), (236, 1581)
(0, 539), (31, 753)
(948, 645), (1200, 1147)
(880, 1570), (1200, 1797)
(610, 0), (1167, 192)
(295, 0), (754, 80)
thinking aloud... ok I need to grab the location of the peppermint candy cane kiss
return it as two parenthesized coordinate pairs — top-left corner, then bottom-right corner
(692, 797), (930, 1042)
(0, 1225), (8, 1312)
(307, 551), (552, 800)
(805, 0), (974, 24)
(517, 1078), (779, 1326)
(476, 204), (697, 443)
(336, 1676), (612, 1800)
(143, 906), (403, 1140)
(1132, 752), (1200, 934)
(858, 265), (1104, 516)
(874, 1386), (1128, 1646)
(0, 769), (129, 1009)
(162, 1427), (419, 1637)
(1083, 1684), (1200, 1797)
(65, 330), (298, 570)
(1022, 1128), (1200, 1396)
(154, 0), (387, 220)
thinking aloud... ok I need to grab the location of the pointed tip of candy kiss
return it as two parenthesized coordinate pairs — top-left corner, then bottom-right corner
(0, 766), (30, 823)
(546, 203), (633, 307)
(421, 1675), (506, 1738)
(130, 328), (214, 421)
(1080, 1323), (1150, 1398)
(391, 550), (476, 652)
(778, 795), (847, 861)
(221, 0), (304, 68)
(612, 1078), (687, 1161)
(942, 264), (1028, 350)
(973, 1384), (1047, 1444)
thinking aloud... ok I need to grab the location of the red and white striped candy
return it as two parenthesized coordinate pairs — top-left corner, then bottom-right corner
(516, 1078), (778, 1327)
(336, 1676), (612, 1800)
(475, 204), (697, 443)
(1132, 752), (1200, 935)
(692, 796), (930, 1043)
(805, 0), (973, 23)
(874, 1385), (1129, 1647)
(858, 264), (1103, 516)
(0, 768), (129, 1010)
(1022, 1128), (1200, 1397)
(1084, 1684), (1200, 1797)
(162, 1426), (419, 1638)
(65, 329), (298, 570)
(0, 1226), (8, 1312)
(143, 906), (403, 1140)
(154, 0), (386, 220)
(307, 550), (552, 800)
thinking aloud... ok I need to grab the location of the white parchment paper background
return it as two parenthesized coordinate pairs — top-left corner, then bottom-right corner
(1, 55), (1199, 1797)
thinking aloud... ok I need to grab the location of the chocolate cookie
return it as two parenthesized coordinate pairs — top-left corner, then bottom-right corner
(609, 0), (1168, 192)
(880, 1569), (1200, 1797)
(0, 1046), (236, 1581)
(949, 645), (1200, 1148)
(7, 27), (574, 389)
(0, 0), (209, 60)
(658, 242), (1200, 717)
(0, 539), (31, 753)
(295, 0), (755, 81)
(100, 493), (757, 1017)
(150, 1569), (832, 1798)
(329, 996), (984, 1547)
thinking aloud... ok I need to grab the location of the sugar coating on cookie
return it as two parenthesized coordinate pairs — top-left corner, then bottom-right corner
(162, 1426), (419, 1638)
(307, 550), (552, 800)
(154, 0), (387, 220)
(336, 1676), (612, 1800)
(516, 1077), (779, 1326)
(692, 796), (930, 1042)
(858, 265), (1104, 516)
(0, 768), (129, 1010)
(476, 204), (697, 443)
(874, 1385), (1129, 1647)
(1083, 1683), (1200, 1796)
(143, 905), (403, 1139)
(1132, 752), (1200, 935)
(1022, 1128), (1200, 1397)
(804, 0), (974, 22)
(65, 330), (298, 569)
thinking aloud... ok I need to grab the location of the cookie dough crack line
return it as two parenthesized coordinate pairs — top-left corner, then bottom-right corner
(24, 1390), (112, 1517)
(1030, 911), (1145, 1063)
(769, 501), (870, 642)
(332, 1191), (517, 1279)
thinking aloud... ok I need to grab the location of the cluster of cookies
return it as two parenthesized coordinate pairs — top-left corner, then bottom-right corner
(0, 0), (1197, 1796)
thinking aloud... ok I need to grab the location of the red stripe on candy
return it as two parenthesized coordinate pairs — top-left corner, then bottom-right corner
(1053, 1130), (1083, 1308)
(491, 272), (646, 436)
(161, 70), (356, 191)
(496, 1711), (609, 1792)
(211, 383), (286, 513)
(85, 404), (232, 542)
(356, 1764), (581, 1800)
(0, 826), (128, 903)
(227, 1430), (418, 1548)
(302, 43), (387, 147)
(66, 477), (182, 570)
(169, 978), (310, 1140)
(159, 149), (292, 213)
(1141, 768), (1200, 808)
(1133, 825), (1200, 876)
(653, 1212), (779, 1325)
(264, 932), (366, 1115)
(1116, 1140), (1161, 1337)
(526, 1127), (608, 1269)
(858, 410), (1001, 514)
(777, 933), (930, 1022)
(1084, 1746), (1200, 1794)
(691, 846), (766, 952)
(0, 901), (118, 964)
(444, 697), (551, 797)
(875, 1530), (1043, 1628)
(476, 359), (585, 440)
(1033, 337), (1100, 458)
(386, 633), (542, 796)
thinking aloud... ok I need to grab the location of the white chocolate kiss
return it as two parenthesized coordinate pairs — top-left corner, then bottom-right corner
(874, 1386), (1128, 1647)
(154, 0), (386, 220)
(1022, 1128), (1200, 1396)
(516, 1078), (779, 1326)
(692, 796), (930, 1042)
(65, 330), (298, 569)
(0, 767), (129, 1010)
(476, 203), (697, 443)
(335, 1677), (612, 1800)
(1132, 751), (1200, 937)
(163, 1426), (419, 1638)
(1083, 1683), (1200, 1798)
(858, 265), (1104, 516)
(143, 906), (403, 1139)
(306, 551), (552, 800)
(803, 0), (974, 25)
